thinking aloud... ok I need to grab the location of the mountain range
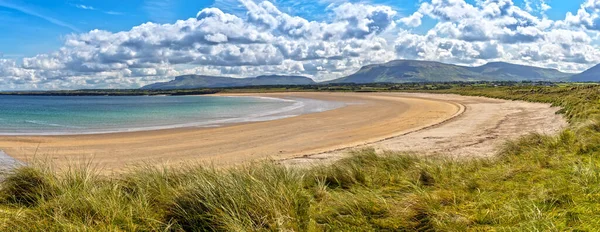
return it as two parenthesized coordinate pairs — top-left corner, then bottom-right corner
(141, 75), (315, 89)
(327, 60), (572, 84)
(570, 64), (600, 82)
(142, 60), (598, 89)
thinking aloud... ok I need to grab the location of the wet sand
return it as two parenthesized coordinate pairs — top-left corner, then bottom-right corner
(0, 92), (461, 172)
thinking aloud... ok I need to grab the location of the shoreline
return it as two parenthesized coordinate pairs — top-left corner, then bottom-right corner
(0, 95), (343, 136)
(0, 92), (461, 171)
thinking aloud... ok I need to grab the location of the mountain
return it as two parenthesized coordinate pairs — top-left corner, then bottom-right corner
(142, 60), (581, 90)
(467, 62), (571, 81)
(251, 75), (316, 85)
(141, 75), (316, 89)
(570, 64), (600, 82)
(327, 60), (486, 83)
(328, 60), (572, 84)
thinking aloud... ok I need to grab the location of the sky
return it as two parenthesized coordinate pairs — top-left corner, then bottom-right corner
(0, 0), (598, 90)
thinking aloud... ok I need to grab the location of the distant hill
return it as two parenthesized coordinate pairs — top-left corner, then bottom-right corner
(467, 62), (571, 81)
(141, 75), (316, 90)
(570, 64), (600, 82)
(327, 60), (486, 83)
(141, 60), (584, 90)
(328, 60), (572, 84)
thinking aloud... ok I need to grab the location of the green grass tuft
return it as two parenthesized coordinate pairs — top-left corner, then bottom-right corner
(0, 165), (58, 207)
(2, 85), (600, 230)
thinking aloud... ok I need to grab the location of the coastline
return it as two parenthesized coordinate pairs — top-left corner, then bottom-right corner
(0, 92), (461, 171)
(0, 95), (343, 136)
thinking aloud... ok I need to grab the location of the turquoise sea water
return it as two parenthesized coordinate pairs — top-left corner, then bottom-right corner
(0, 95), (343, 135)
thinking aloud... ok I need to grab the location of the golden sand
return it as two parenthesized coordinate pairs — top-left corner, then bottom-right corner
(0, 92), (460, 171)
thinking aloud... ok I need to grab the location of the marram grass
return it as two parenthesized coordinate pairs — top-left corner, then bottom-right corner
(1, 85), (600, 231)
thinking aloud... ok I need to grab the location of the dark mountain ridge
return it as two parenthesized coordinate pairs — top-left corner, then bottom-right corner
(328, 60), (572, 84)
(570, 63), (600, 82)
(467, 62), (571, 81)
(141, 74), (316, 89)
(141, 60), (592, 90)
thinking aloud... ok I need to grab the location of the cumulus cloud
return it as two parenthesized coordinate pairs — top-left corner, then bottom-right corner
(2, 0), (600, 90)
(0, 0), (400, 90)
(399, 12), (423, 27)
(393, 0), (600, 72)
(559, 0), (600, 30)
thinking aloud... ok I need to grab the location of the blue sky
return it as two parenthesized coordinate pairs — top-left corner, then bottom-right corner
(0, 0), (582, 58)
(0, 0), (214, 58)
(0, 0), (599, 90)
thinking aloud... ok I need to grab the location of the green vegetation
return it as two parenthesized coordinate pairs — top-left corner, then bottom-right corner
(0, 81), (566, 96)
(1, 84), (600, 230)
(0, 88), (220, 96)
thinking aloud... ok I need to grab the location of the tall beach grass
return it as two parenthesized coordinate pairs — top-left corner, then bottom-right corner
(1, 85), (600, 231)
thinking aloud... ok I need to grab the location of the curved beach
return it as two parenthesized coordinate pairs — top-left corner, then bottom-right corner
(0, 92), (461, 171)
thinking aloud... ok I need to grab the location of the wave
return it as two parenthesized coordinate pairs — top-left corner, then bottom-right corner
(0, 96), (343, 136)
(23, 120), (85, 129)
(119, 97), (307, 129)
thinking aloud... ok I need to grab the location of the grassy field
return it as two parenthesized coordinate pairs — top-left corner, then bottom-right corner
(1, 84), (600, 231)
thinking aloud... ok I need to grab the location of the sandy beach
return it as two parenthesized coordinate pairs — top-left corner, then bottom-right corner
(0, 92), (566, 172)
(283, 92), (567, 166)
(0, 92), (461, 171)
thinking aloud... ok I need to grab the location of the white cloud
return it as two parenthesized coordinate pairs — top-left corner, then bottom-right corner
(104, 11), (124, 15)
(2, 0), (600, 90)
(75, 4), (96, 10)
(399, 12), (423, 27)
(73, 3), (124, 15)
(524, 0), (551, 13)
(0, 1), (400, 89)
(392, 0), (600, 72)
(558, 0), (600, 30)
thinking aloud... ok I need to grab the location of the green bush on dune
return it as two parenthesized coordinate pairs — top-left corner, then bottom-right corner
(1, 85), (600, 231)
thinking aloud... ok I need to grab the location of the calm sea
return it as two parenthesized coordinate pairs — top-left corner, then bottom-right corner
(0, 95), (343, 135)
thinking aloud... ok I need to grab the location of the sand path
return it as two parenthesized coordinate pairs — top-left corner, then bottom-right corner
(0, 92), (567, 171)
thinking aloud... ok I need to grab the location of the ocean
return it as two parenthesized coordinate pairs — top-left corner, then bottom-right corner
(0, 95), (343, 135)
